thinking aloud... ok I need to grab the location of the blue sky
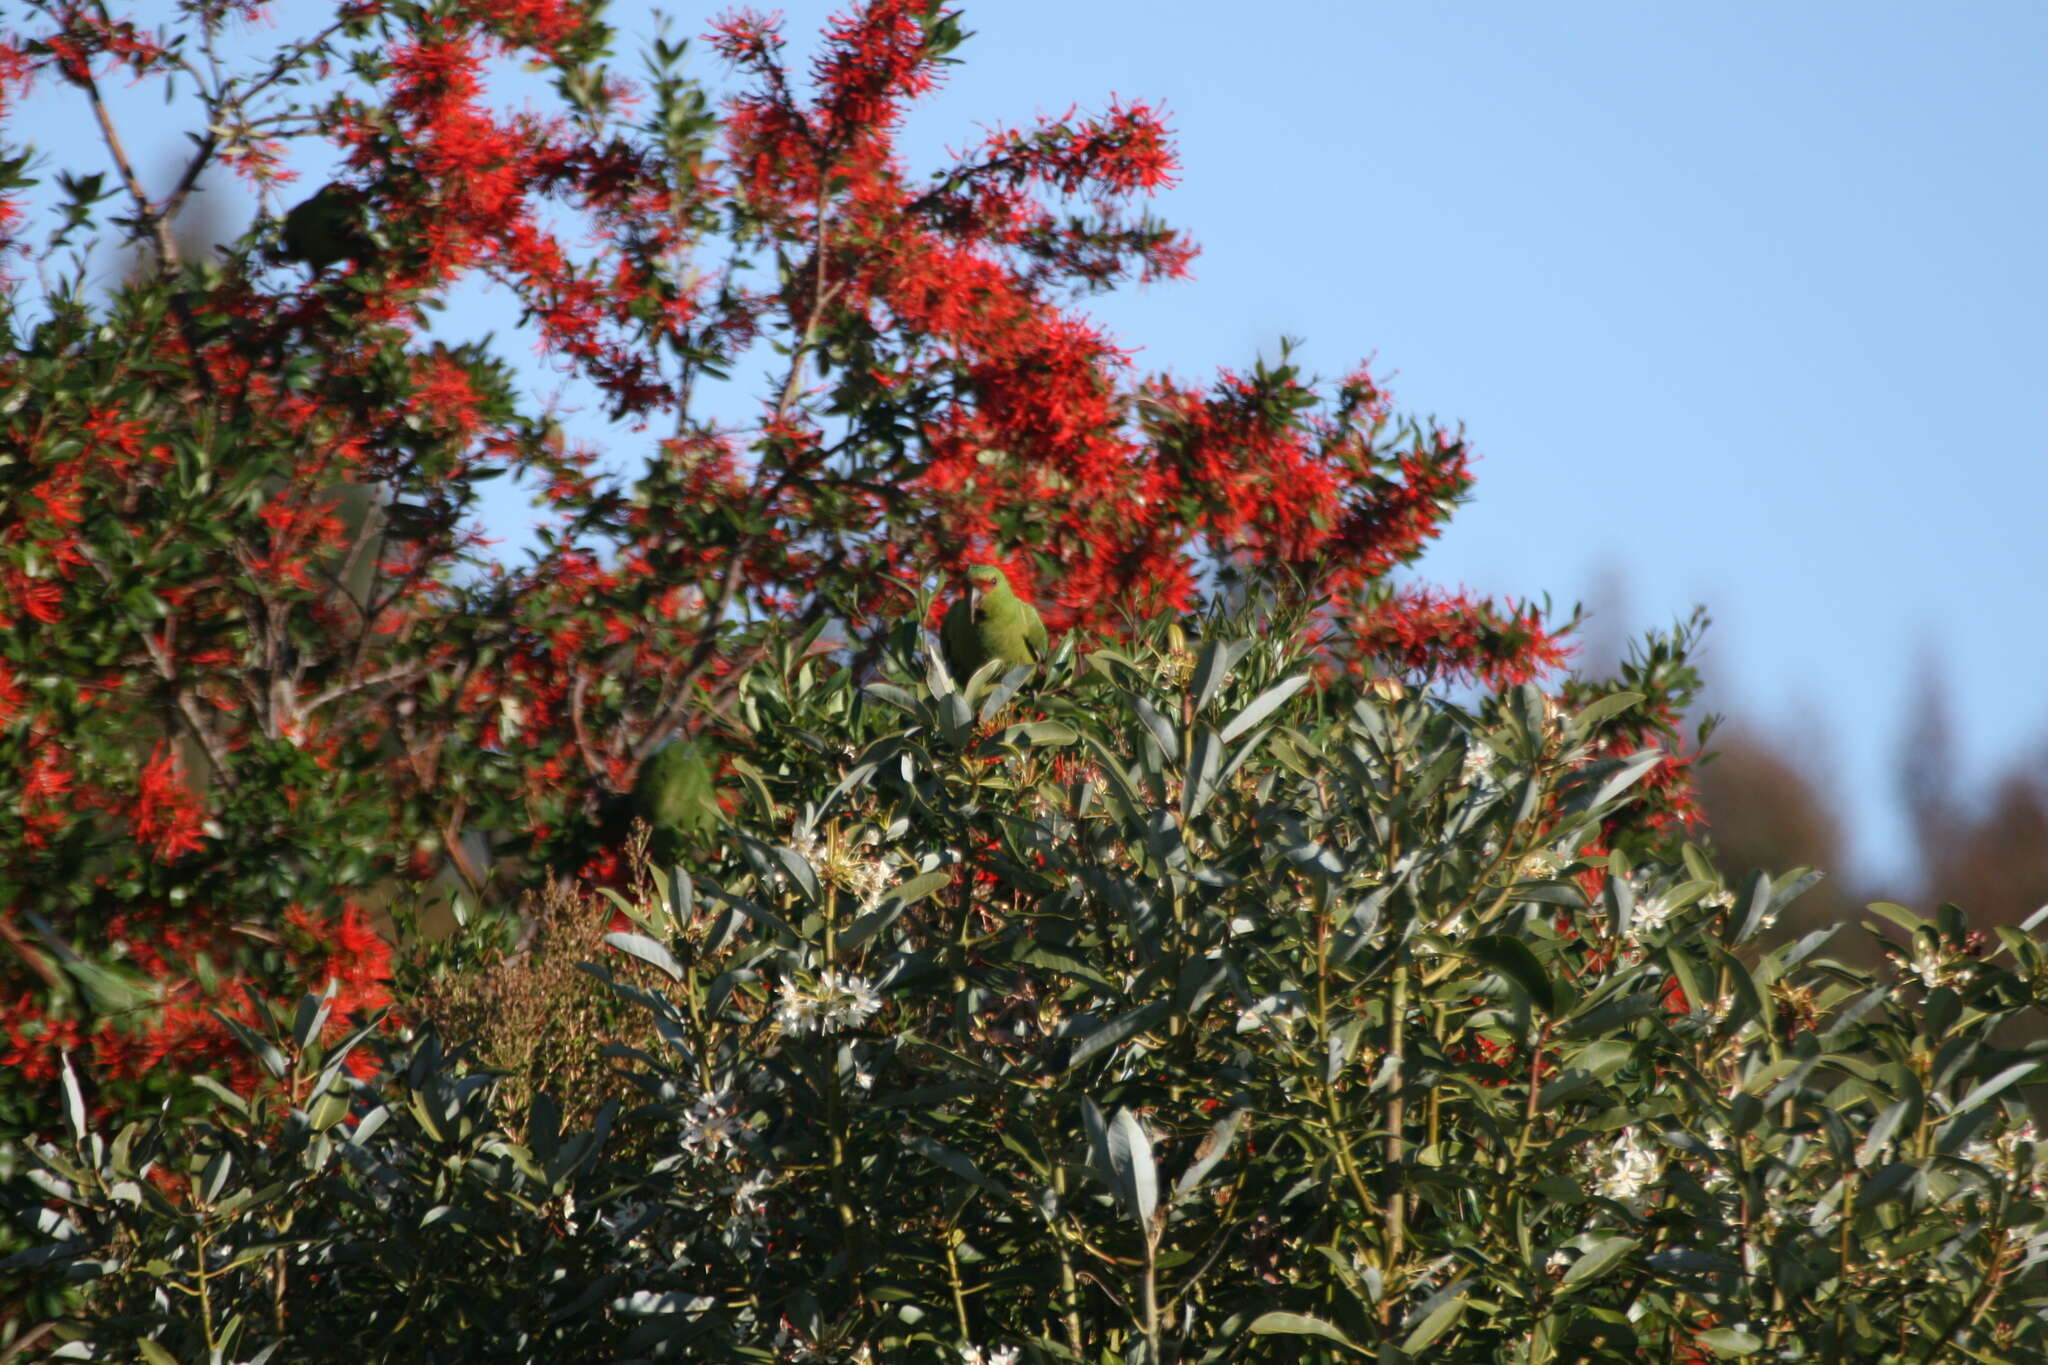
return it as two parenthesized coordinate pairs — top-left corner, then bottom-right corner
(19, 1), (2045, 888)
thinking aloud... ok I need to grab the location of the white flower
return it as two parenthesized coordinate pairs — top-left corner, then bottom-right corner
(774, 977), (824, 1034)
(790, 821), (897, 909)
(820, 968), (882, 1031)
(1903, 941), (1955, 990)
(731, 1169), (772, 1218)
(775, 969), (883, 1035)
(1589, 1127), (1664, 1204)
(681, 1089), (747, 1160)
(1460, 742), (1501, 794)
(959, 1348), (1020, 1365)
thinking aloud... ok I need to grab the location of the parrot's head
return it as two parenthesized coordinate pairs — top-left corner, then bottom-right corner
(964, 563), (1009, 606)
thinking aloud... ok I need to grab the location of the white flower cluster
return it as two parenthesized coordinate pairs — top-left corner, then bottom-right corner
(1629, 883), (1677, 934)
(791, 823), (895, 910)
(724, 1169), (773, 1246)
(775, 969), (883, 1036)
(1588, 1126), (1664, 1205)
(1460, 741), (1503, 796)
(681, 1089), (748, 1161)
(1900, 940), (1959, 990)
(959, 1347), (1019, 1365)
(768, 1323), (873, 1363)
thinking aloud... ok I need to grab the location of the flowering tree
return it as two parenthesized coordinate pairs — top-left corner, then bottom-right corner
(0, 0), (1613, 1127)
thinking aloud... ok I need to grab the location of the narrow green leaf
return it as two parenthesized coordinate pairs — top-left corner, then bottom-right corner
(1584, 747), (1664, 812)
(1951, 1061), (2041, 1119)
(1399, 1287), (1470, 1352)
(1247, 1312), (1366, 1353)
(1174, 1108), (1245, 1200)
(1573, 690), (1643, 732)
(1466, 935), (1557, 1016)
(1067, 999), (1172, 1070)
(1220, 674), (1309, 744)
(605, 931), (684, 982)
(1191, 637), (1256, 715)
(1694, 1327), (1762, 1357)
(59, 1054), (85, 1142)
(1856, 1096), (1914, 1166)
(902, 1135), (1006, 1198)
(1110, 1107), (1158, 1227)
(1016, 720), (1079, 746)
(1560, 1235), (1638, 1291)
(1132, 694), (1179, 761)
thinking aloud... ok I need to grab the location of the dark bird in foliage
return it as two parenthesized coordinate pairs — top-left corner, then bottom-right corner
(278, 183), (372, 274)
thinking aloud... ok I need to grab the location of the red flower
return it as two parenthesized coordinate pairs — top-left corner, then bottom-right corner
(128, 743), (209, 863)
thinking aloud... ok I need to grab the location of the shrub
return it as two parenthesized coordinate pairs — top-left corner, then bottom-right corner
(9, 612), (2046, 1362)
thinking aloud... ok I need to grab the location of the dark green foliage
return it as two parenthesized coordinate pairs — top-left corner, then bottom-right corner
(9, 612), (2048, 1363)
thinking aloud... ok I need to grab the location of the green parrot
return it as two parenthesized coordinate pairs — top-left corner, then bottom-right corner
(278, 183), (372, 274)
(629, 740), (720, 861)
(941, 563), (1048, 682)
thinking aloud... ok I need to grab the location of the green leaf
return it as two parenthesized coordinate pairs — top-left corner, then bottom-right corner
(606, 931), (684, 982)
(1573, 690), (1643, 732)
(1693, 1327), (1762, 1357)
(1220, 674), (1309, 744)
(1067, 999), (1172, 1070)
(1015, 719), (1078, 746)
(1246, 1312), (1367, 1353)
(291, 989), (335, 1051)
(1132, 694), (1179, 761)
(1950, 1061), (2041, 1119)
(1585, 747), (1665, 811)
(1856, 1096), (1915, 1166)
(1465, 934), (1558, 1015)
(1399, 1286), (1470, 1352)
(1173, 1108), (1245, 1200)
(1190, 637), (1256, 715)
(839, 871), (952, 952)
(59, 1054), (85, 1142)
(1109, 1106), (1158, 1227)
(901, 1135), (1005, 1198)
(1560, 1235), (1637, 1291)
(1865, 901), (1927, 937)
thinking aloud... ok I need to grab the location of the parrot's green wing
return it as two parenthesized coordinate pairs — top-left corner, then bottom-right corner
(976, 581), (1041, 667)
(1019, 597), (1047, 659)
(941, 591), (985, 683)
